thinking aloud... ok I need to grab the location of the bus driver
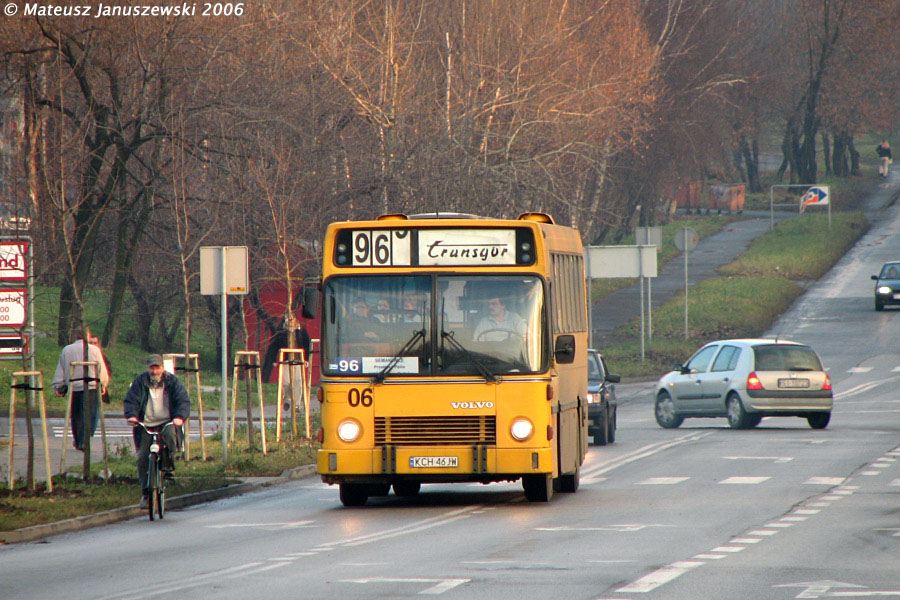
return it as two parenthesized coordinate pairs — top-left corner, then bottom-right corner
(473, 295), (525, 342)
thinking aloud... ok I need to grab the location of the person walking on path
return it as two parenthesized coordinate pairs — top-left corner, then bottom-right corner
(124, 354), (190, 507)
(52, 327), (110, 451)
(877, 140), (892, 177)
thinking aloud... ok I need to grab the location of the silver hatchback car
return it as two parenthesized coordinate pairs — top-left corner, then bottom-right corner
(654, 339), (833, 430)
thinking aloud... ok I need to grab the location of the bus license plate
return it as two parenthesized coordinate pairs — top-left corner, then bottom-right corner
(410, 456), (458, 468)
(778, 378), (809, 388)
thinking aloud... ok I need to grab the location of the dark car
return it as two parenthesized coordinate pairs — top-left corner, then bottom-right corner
(872, 261), (900, 310)
(587, 349), (620, 445)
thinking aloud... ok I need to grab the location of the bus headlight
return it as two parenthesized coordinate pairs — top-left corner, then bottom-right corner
(510, 418), (534, 441)
(337, 419), (362, 443)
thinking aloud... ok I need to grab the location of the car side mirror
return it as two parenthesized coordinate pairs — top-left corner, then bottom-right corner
(872, 275), (879, 280)
(673, 363), (690, 374)
(301, 287), (319, 319)
(606, 373), (621, 384)
(554, 334), (576, 364)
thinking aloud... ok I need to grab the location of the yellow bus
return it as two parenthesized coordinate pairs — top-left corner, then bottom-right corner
(316, 212), (589, 506)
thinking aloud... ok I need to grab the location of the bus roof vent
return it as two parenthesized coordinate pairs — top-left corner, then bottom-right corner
(377, 213), (409, 221)
(407, 212), (487, 220)
(517, 212), (555, 224)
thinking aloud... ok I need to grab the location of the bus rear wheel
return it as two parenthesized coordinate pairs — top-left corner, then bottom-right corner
(339, 483), (369, 507)
(522, 474), (554, 502)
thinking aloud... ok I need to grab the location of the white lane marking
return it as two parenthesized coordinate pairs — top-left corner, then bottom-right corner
(719, 476), (771, 484)
(862, 471), (883, 476)
(781, 516), (808, 522)
(206, 521), (315, 530)
(693, 553), (727, 560)
(730, 538), (762, 544)
(880, 457), (897, 462)
(872, 463), (893, 468)
(616, 562), (705, 593)
(766, 522), (794, 528)
(314, 505), (487, 550)
(711, 546), (746, 553)
(537, 524), (671, 533)
(580, 477), (607, 485)
(835, 375), (900, 399)
(805, 477), (846, 485)
(875, 528), (900, 537)
(342, 577), (469, 595)
(582, 433), (711, 478)
(97, 562), (269, 600)
(891, 479), (900, 487)
(893, 367), (900, 372)
(748, 530), (779, 536)
(724, 455), (793, 463)
(638, 477), (690, 485)
(848, 367), (873, 373)
(794, 509), (821, 515)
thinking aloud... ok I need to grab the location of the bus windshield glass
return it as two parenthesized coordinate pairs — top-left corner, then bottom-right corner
(322, 275), (545, 377)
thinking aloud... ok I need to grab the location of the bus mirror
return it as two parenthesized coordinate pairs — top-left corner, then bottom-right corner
(302, 287), (319, 319)
(554, 335), (575, 364)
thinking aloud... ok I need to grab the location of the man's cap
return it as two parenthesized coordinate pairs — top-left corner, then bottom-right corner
(146, 354), (164, 367)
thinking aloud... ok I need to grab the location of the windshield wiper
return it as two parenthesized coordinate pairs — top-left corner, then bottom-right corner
(372, 327), (426, 384)
(440, 329), (499, 383)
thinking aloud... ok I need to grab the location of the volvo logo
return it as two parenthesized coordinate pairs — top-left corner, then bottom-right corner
(451, 401), (494, 409)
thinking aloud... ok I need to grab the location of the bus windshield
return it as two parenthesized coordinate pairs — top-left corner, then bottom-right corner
(323, 275), (545, 377)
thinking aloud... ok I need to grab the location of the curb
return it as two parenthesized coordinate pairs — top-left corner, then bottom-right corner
(0, 464), (317, 545)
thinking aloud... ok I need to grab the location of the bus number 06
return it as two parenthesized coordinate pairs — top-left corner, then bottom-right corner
(348, 388), (374, 407)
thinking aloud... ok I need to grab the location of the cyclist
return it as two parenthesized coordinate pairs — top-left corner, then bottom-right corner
(124, 354), (190, 508)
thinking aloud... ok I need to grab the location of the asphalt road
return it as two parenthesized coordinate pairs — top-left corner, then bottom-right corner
(3, 187), (900, 599)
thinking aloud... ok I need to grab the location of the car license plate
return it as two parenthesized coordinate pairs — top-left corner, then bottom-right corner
(409, 456), (458, 468)
(778, 378), (809, 388)
(893, 294), (900, 300)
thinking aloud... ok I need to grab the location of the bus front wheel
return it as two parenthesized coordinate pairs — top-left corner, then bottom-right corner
(339, 483), (369, 507)
(522, 474), (554, 502)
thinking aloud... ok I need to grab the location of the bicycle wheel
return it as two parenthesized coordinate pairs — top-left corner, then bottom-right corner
(147, 453), (158, 521)
(157, 478), (166, 520)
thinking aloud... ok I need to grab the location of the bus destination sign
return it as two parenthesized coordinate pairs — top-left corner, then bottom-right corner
(339, 228), (527, 267)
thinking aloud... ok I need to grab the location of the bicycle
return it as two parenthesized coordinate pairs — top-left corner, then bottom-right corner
(137, 421), (175, 521)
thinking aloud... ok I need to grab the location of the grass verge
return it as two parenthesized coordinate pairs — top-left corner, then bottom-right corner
(604, 212), (869, 378)
(0, 429), (317, 531)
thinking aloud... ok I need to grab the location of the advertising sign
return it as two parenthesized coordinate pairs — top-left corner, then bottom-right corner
(800, 186), (829, 213)
(0, 288), (26, 327)
(0, 242), (27, 281)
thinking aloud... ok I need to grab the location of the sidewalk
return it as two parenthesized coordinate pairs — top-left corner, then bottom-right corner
(590, 175), (900, 349)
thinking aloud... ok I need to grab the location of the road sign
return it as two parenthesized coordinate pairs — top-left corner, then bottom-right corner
(0, 242), (27, 280)
(635, 226), (662, 251)
(0, 288), (26, 327)
(0, 333), (26, 358)
(674, 227), (698, 252)
(200, 246), (249, 295)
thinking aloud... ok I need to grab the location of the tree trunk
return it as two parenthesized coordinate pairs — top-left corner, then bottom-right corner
(822, 131), (832, 176)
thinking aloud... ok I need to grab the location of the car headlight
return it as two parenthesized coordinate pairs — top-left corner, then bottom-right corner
(586, 393), (595, 404)
(337, 419), (362, 443)
(510, 418), (534, 441)
(877, 286), (892, 294)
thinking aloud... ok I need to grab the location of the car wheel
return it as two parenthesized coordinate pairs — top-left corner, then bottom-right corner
(807, 412), (830, 429)
(747, 414), (763, 428)
(654, 391), (683, 429)
(607, 408), (616, 443)
(726, 393), (752, 429)
(593, 408), (609, 445)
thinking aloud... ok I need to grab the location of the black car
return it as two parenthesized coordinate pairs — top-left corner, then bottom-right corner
(872, 261), (900, 310)
(587, 349), (620, 445)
